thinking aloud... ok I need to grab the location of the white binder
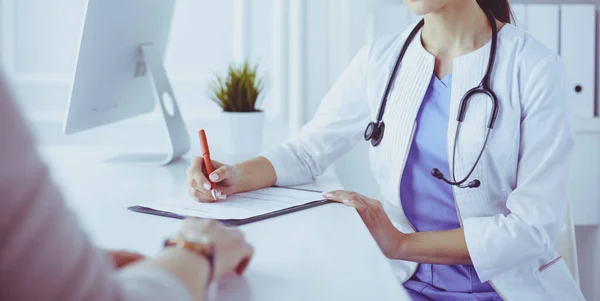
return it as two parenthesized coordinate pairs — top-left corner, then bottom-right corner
(561, 5), (596, 118)
(527, 5), (560, 54)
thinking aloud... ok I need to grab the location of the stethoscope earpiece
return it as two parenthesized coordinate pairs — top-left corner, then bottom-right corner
(468, 179), (481, 188)
(431, 168), (481, 189)
(431, 168), (444, 179)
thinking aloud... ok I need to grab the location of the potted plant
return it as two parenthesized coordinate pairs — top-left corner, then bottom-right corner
(209, 60), (265, 156)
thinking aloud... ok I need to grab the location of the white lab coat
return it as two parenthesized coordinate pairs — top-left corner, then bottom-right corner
(262, 23), (585, 300)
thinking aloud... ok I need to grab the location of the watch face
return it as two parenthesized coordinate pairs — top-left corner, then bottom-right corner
(164, 236), (214, 257)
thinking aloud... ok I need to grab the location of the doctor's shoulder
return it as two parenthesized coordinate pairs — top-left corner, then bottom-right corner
(499, 24), (566, 94)
(355, 22), (417, 95)
(365, 23), (417, 67)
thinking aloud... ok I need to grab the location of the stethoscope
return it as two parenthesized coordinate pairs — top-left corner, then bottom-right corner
(364, 7), (499, 189)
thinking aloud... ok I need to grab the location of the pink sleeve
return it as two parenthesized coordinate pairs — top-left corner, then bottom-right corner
(0, 76), (189, 301)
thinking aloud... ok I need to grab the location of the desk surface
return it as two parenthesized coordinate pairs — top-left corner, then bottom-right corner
(39, 146), (409, 301)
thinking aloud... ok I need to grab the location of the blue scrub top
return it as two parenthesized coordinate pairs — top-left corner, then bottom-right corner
(400, 74), (501, 300)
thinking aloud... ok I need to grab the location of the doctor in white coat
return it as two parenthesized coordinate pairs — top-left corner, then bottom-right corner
(186, 0), (586, 300)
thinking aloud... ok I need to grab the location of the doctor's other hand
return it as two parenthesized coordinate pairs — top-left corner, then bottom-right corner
(179, 218), (254, 278)
(186, 157), (238, 202)
(323, 190), (406, 258)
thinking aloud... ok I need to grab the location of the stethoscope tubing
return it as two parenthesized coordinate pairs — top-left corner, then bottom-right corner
(364, 6), (500, 189)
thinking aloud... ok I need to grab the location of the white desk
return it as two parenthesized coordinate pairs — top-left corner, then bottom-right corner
(39, 146), (410, 301)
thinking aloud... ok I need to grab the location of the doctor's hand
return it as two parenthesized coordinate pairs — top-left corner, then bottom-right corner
(323, 190), (406, 258)
(186, 158), (238, 202)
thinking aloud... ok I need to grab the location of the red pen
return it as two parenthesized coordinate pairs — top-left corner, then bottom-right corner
(199, 129), (218, 200)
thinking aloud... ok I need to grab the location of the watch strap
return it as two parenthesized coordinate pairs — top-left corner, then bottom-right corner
(164, 236), (215, 285)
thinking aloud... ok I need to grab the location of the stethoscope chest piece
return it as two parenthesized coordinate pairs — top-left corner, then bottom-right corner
(364, 121), (385, 147)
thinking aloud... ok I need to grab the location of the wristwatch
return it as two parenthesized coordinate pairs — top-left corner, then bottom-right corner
(163, 235), (216, 284)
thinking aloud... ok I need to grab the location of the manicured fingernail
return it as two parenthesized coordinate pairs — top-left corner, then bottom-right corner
(216, 190), (222, 197)
(343, 200), (354, 207)
(323, 192), (333, 198)
(203, 183), (211, 190)
(209, 173), (218, 181)
(218, 194), (227, 200)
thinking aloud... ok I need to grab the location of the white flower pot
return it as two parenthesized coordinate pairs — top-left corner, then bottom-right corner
(220, 111), (265, 157)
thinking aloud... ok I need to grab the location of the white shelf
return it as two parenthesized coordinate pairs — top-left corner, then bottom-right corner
(574, 118), (600, 133)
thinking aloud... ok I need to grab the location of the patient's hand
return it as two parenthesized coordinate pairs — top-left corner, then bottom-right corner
(106, 250), (145, 269)
(178, 218), (254, 278)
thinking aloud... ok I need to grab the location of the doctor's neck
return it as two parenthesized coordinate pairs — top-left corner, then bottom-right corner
(420, 0), (505, 59)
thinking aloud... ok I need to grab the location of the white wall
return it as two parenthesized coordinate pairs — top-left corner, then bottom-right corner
(1, 0), (294, 151)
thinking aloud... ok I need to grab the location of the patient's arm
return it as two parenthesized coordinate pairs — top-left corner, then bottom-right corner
(0, 74), (251, 301)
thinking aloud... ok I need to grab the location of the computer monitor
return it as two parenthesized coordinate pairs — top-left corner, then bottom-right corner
(64, 0), (190, 165)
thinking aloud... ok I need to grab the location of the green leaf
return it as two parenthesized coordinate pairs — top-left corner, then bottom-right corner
(207, 59), (264, 112)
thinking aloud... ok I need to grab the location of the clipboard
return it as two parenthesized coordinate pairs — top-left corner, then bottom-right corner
(128, 186), (333, 226)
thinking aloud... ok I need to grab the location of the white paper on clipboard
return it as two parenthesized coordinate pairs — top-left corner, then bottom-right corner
(138, 187), (324, 220)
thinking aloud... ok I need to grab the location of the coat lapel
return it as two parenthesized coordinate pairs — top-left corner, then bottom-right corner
(379, 29), (434, 224)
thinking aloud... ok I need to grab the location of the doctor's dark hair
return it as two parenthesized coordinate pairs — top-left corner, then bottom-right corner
(476, 0), (512, 24)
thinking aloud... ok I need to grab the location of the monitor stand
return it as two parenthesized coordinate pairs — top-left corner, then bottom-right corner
(105, 45), (190, 166)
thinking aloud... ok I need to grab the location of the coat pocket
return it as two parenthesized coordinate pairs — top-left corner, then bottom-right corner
(539, 256), (562, 272)
(536, 257), (585, 301)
